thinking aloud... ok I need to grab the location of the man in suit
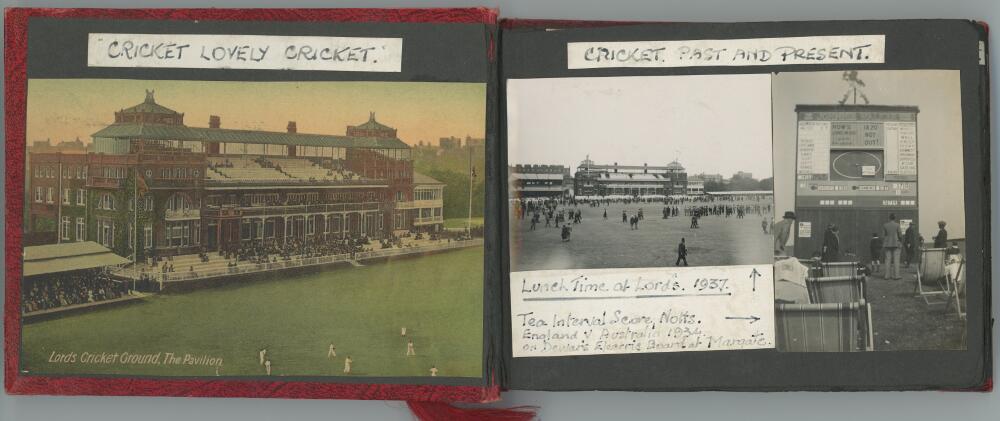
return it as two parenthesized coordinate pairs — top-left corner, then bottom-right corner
(822, 224), (840, 262)
(773, 211), (796, 257)
(882, 213), (904, 280)
(903, 221), (918, 267)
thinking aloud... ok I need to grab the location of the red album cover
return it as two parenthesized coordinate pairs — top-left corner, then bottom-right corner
(5, 7), (501, 403)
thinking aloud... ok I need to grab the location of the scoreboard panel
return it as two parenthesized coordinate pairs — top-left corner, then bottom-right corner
(793, 105), (919, 260)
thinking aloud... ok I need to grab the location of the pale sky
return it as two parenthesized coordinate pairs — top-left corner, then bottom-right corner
(506, 74), (773, 178)
(772, 70), (965, 239)
(26, 79), (486, 146)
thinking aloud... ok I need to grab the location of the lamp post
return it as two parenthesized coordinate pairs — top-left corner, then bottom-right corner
(466, 145), (476, 237)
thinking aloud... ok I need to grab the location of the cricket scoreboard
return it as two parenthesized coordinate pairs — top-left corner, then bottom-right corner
(793, 104), (919, 260)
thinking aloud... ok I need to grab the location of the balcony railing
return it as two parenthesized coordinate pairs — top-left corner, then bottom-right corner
(88, 177), (121, 189)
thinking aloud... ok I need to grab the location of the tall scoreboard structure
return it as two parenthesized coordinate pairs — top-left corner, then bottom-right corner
(794, 104), (919, 260)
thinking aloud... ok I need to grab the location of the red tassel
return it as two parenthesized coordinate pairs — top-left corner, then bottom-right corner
(406, 400), (537, 421)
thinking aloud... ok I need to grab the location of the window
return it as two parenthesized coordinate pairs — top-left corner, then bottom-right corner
(46, 187), (53, 204)
(77, 189), (86, 206)
(264, 219), (275, 238)
(144, 224), (153, 248)
(241, 221), (252, 240)
(306, 215), (315, 235)
(394, 213), (404, 229)
(62, 188), (71, 205)
(76, 217), (85, 241)
(143, 195), (153, 211)
(98, 220), (114, 247)
(35, 187), (42, 203)
(165, 222), (190, 247)
(100, 193), (115, 210)
(328, 215), (341, 234)
(166, 194), (192, 213)
(395, 191), (404, 202)
(60, 217), (70, 240)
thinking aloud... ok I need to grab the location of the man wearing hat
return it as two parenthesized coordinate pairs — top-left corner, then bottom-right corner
(882, 213), (905, 280)
(773, 211), (796, 257)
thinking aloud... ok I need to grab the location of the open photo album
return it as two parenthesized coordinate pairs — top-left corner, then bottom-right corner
(3, 9), (991, 401)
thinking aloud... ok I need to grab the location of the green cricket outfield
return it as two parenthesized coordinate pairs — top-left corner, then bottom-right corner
(20, 247), (484, 379)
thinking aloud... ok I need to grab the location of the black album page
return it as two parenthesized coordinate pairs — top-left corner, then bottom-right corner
(499, 19), (990, 391)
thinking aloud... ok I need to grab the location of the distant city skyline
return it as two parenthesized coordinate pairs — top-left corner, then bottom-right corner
(26, 79), (486, 147)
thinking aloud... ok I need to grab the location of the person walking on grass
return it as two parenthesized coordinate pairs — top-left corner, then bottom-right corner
(328, 344), (337, 358)
(344, 356), (353, 374)
(676, 238), (689, 266)
(406, 339), (416, 356)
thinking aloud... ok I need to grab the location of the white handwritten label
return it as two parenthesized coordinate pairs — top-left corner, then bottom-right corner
(567, 35), (885, 69)
(87, 33), (403, 72)
(510, 265), (774, 357)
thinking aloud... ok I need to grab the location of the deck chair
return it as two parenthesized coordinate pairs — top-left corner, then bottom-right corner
(806, 275), (866, 304)
(821, 261), (861, 278)
(943, 257), (966, 320)
(775, 302), (868, 352)
(914, 248), (950, 305)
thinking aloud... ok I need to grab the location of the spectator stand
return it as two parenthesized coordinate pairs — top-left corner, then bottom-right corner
(21, 242), (145, 320)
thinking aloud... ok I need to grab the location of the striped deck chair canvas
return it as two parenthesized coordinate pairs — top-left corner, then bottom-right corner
(915, 248), (950, 305)
(821, 261), (861, 277)
(807, 275), (866, 304)
(775, 302), (864, 352)
(944, 258), (966, 320)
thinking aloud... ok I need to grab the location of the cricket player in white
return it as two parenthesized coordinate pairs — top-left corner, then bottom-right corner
(401, 326), (407, 337)
(264, 359), (271, 376)
(328, 344), (336, 358)
(259, 348), (266, 366)
(406, 340), (416, 356)
(343, 356), (353, 374)
(430, 366), (438, 377)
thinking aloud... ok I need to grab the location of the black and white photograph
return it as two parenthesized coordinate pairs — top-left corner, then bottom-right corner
(506, 75), (775, 272)
(771, 70), (967, 352)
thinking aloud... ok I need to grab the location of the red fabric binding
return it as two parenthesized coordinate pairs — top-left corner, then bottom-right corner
(407, 401), (537, 421)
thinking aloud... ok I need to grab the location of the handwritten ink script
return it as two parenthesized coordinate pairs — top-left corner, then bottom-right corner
(88, 34), (403, 72)
(567, 35), (885, 69)
(510, 265), (775, 357)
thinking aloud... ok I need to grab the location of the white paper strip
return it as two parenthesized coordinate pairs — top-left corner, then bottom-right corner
(510, 265), (775, 357)
(567, 35), (885, 69)
(88, 33), (403, 72)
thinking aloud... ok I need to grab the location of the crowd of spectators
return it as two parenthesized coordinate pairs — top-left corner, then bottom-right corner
(230, 236), (369, 264)
(22, 269), (130, 314)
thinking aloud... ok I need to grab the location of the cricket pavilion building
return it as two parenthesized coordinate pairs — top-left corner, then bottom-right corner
(573, 157), (688, 199)
(26, 91), (445, 261)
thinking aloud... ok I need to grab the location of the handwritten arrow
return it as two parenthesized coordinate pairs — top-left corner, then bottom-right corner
(726, 315), (761, 324)
(749, 268), (761, 292)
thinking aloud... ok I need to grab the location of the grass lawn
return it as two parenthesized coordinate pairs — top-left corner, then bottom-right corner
(510, 203), (772, 271)
(21, 247), (484, 379)
(444, 217), (484, 229)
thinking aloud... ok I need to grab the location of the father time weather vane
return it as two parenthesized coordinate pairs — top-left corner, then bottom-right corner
(838, 70), (870, 105)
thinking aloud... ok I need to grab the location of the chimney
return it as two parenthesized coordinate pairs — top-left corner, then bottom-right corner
(287, 121), (297, 134)
(209, 115), (221, 129)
